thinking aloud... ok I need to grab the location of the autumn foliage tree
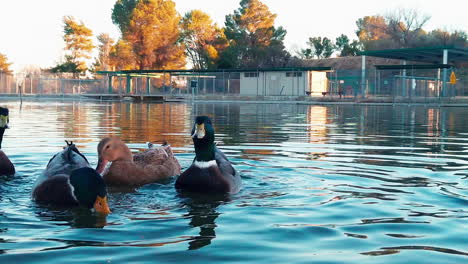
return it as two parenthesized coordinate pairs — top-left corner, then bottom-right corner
(181, 10), (228, 69)
(0, 53), (13, 74)
(220, 0), (289, 68)
(109, 39), (136, 70)
(52, 16), (94, 76)
(355, 8), (466, 50)
(111, 0), (185, 70)
(94, 33), (115, 71)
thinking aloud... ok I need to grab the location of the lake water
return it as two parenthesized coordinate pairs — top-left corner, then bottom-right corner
(0, 100), (467, 263)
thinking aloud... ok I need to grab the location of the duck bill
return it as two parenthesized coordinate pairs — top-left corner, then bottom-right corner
(94, 196), (111, 214)
(191, 123), (205, 139)
(96, 158), (108, 174)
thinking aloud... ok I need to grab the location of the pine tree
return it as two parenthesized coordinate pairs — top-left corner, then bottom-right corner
(52, 16), (94, 76)
(181, 10), (228, 69)
(94, 33), (115, 71)
(112, 0), (186, 70)
(220, 0), (289, 68)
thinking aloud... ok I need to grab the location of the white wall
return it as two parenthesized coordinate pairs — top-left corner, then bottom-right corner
(240, 72), (263, 95)
(240, 71), (309, 96)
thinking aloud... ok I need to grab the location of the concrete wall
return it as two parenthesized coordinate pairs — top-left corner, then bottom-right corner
(240, 72), (264, 95)
(240, 71), (309, 96)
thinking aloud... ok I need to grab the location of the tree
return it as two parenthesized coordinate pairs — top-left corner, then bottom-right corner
(0, 53), (12, 74)
(355, 8), (433, 50)
(385, 8), (430, 48)
(109, 39), (137, 70)
(181, 10), (228, 69)
(356, 15), (392, 50)
(295, 48), (313, 60)
(335, 34), (362, 56)
(307, 37), (334, 59)
(112, 0), (138, 34)
(112, 0), (186, 70)
(220, 0), (289, 68)
(53, 16), (94, 76)
(425, 29), (468, 47)
(94, 33), (115, 71)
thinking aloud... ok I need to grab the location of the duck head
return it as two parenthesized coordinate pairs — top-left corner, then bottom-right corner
(96, 137), (132, 174)
(70, 167), (111, 214)
(191, 116), (216, 162)
(0, 107), (9, 149)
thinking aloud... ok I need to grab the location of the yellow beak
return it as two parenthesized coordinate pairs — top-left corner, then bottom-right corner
(192, 123), (205, 138)
(94, 196), (111, 214)
(0, 115), (8, 128)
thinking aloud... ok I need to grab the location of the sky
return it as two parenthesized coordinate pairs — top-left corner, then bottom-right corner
(0, 0), (467, 73)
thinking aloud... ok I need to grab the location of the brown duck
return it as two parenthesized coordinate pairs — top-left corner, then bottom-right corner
(0, 107), (15, 176)
(96, 137), (181, 186)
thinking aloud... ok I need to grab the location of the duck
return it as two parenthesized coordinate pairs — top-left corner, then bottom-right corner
(175, 116), (241, 194)
(0, 106), (15, 176)
(32, 141), (111, 214)
(96, 137), (181, 186)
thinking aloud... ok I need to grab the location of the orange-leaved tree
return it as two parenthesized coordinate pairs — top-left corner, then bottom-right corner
(0, 53), (13, 74)
(181, 10), (228, 69)
(112, 0), (185, 70)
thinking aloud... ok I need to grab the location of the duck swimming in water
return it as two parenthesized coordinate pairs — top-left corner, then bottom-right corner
(96, 137), (181, 186)
(32, 141), (111, 214)
(0, 107), (15, 176)
(176, 116), (241, 194)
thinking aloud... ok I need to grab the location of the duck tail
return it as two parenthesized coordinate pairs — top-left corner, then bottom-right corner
(63, 140), (89, 164)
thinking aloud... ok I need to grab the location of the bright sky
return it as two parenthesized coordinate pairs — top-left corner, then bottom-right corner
(1, 0), (467, 73)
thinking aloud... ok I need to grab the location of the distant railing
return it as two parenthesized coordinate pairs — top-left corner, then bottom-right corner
(1, 68), (466, 100)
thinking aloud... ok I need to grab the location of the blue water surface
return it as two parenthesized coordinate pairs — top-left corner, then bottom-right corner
(0, 100), (467, 263)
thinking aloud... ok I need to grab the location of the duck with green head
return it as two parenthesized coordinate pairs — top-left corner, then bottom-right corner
(176, 116), (241, 194)
(32, 142), (111, 214)
(0, 106), (15, 176)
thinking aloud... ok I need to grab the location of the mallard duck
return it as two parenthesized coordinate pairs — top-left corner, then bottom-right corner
(175, 116), (241, 194)
(96, 137), (181, 186)
(0, 107), (14, 176)
(32, 141), (111, 214)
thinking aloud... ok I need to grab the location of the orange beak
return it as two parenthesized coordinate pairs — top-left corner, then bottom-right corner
(94, 196), (111, 214)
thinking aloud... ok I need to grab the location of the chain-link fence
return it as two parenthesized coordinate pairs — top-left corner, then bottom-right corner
(1, 68), (467, 100)
(105, 72), (241, 96)
(0, 72), (16, 94)
(324, 67), (467, 100)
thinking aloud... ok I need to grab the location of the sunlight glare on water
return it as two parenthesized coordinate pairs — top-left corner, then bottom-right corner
(0, 100), (467, 263)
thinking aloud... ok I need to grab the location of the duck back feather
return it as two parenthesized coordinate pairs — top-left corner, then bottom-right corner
(33, 142), (90, 202)
(176, 147), (241, 194)
(0, 150), (15, 176)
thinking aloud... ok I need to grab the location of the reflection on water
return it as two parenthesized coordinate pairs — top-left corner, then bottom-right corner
(0, 100), (467, 263)
(33, 206), (108, 229)
(178, 192), (227, 250)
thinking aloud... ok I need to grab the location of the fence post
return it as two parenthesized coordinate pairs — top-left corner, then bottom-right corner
(361, 55), (366, 99)
(146, 77), (150, 95)
(442, 49), (448, 97)
(126, 75), (131, 94)
(108, 74), (113, 94)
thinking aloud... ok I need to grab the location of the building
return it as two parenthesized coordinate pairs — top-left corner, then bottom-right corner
(239, 68), (330, 96)
(96, 67), (332, 97)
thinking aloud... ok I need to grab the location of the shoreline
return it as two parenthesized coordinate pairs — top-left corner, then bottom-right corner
(1, 93), (468, 107)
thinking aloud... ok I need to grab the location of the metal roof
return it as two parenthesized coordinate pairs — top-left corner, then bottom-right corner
(360, 46), (468, 63)
(96, 67), (333, 76)
(374, 64), (453, 70)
